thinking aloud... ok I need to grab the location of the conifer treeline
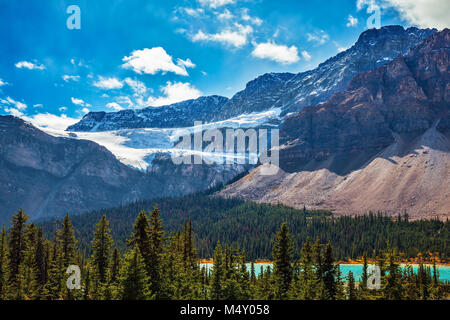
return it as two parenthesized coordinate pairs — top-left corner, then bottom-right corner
(0, 209), (448, 300)
(40, 194), (450, 261)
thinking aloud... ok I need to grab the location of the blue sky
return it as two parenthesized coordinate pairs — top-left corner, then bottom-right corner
(0, 0), (448, 130)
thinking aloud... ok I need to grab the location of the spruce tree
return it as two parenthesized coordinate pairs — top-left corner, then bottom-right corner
(148, 205), (164, 298)
(91, 215), (113, 284)
(7, 209), (29, 299)
(272, 223), (293, 299)
(211, 241), (225, 300)
(0, 225), (9, 299)
(118, 248), (151, 300)
(347, 271), (357, 300)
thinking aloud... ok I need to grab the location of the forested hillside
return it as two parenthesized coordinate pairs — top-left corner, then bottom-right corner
(39, 193), (450, 260)
(0, 209), (448, 300)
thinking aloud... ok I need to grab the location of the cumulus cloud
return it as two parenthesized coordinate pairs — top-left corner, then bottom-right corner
(62, 75), (80, 82)
(198, 0), (235, 9)
(124, 78), (147, 96)
(183, 7), (204, 17)
(106, 102), (124, 111)
(15, 61), (45, 70)
(122, 47), (194, 76)
(217, 9), (234, 20)
(241, 8), (263, 26)
(301, 50), (312, 61)
(0, 78), (8, 86)
(251, 42), (300, 64)
(0, 96), (27, 110)
(71, 97), (91, 107)
(93, 76), (124, 90)
(346, 14), (358, 27)
(357, 0), (449, 29)
(147, 81), (202, 107)
(27, 113), (80, 131)
(192, 23), (253, 48)
(306, 30), (330, 45)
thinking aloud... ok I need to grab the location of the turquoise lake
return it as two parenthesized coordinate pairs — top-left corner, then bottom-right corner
(200, 263), (450, 282)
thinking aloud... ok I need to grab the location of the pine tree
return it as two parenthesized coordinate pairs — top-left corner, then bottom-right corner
(58, 213), (77, 268)
(42, 241), (62, 300)
(148, 204), (164, 298)
(347, 271), (357, 300)
(110, 248), (121, 284)
(211, 241), (225, 300)
(7, 209), (29, 299)
(91, 215), (113, 284)
(322, 242), (337, 300)
(118, 248), (151, 300)
(272, 223), (293, 299)
(383, 248), (403, 300)
(0, 225), (10, 299)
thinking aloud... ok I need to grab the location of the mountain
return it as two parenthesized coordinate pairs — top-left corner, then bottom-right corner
(67, 95), (229, 132)
(219, 29), (450, 220)
(69, 26), (436, 132)
(0, 116), (245, 223)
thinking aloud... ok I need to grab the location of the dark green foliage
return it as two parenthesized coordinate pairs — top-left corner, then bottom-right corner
(39, 194), (449, 261)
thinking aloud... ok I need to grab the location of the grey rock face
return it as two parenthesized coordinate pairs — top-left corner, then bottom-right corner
(0, 116), (245, 223)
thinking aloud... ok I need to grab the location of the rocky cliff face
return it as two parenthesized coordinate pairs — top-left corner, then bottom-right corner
(67, 95), (229, 132)
(214, 26), (437, 120)
(69, 26), (436, 132)
(220, 29), (450, 219)
(279, 28), (449, 173)
(0, 116), (245, 223)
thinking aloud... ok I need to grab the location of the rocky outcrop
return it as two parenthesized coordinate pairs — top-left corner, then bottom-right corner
(219, 29), (450, 219)
(279, 29), (449, 174)
(67, 95), (229, 131)
(0, 116), (245, 223)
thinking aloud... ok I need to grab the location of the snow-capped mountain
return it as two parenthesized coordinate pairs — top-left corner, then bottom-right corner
(69, 26), (436, 133)
(62, 26), (437, 173)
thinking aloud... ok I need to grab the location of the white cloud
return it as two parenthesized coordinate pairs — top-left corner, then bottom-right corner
(251, 42), (300, 64)
(217, 9), (234, 20)
(192, 23), (253, 48)
(0, 78), (8, 86)
(106, 102), (124, 111)
(27, 113), (80, 131)
(383, 0), (449, 29)
(122, 47), (194, 76)
(62, 75), (80, 82)
(198, 0), (235, 9)
(241, 8), (263, 26)
(183, 7), (204, 16)
(81, 107), (90, 114)
(93, 76), (124, 90)
(306, 30), (330, 45)
(301, 50), (312, 61)
(177, 58), (196, 69)
(33, 104), (43, 108)
(147, 81), (201, 107)
(0, 96), (27, 110)
(15, 61), (45, 70)
(116, 96), (134, 108)
(59, 106), (67, 112)
(346, 14), (358, 27)
(124, 78), (147, 96)
(357, 0), (449, 29)
(3, 108), (24, 117)
(71, 97), (91, 107)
